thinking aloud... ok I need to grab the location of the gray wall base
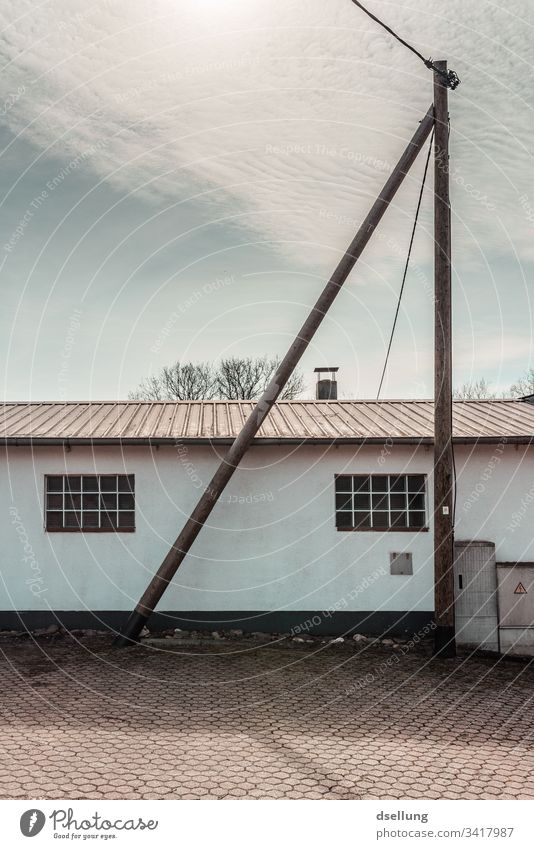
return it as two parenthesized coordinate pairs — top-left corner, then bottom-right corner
(0, 609), (433, 637)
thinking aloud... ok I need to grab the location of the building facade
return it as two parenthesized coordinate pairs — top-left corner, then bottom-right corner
(1, 399), (533, 637)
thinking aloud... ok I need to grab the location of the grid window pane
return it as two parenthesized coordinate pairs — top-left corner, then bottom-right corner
(335, 493), (352, 510)
(353, 476), (370, 493)
(372, 493), (388, 510)
(373, 476), (388, 492)
(119, 493), (135, 510)
(47, 511), (63, 528)
(82, 476), (99, 491)
(118, 475), (134, 492)
(390, 476), (406, 493)
(101, 512), (117, 530)
(45, 475), (135, 532)
(82, 512), (99, 529)
(335, 511), (353, 528)
(409, 511), (426, 528)
(408, 493), (425, 510)
(118, 512), (135, 529)
(100, 476), (117, 491)
(391, 511), (407, 528)
(64, 511), (81, 528)
(353, 511), (371, 528)
(373, 511), (389, 527)
(82, 493), (99, 510)
(408, 475), (425, 493)
(335, 474), (426, 531)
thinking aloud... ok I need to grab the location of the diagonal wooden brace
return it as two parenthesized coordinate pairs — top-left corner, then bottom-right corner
(114, 105), (435, 646)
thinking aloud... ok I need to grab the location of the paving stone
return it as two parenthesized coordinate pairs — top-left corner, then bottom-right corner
(1, 638), (533, 799)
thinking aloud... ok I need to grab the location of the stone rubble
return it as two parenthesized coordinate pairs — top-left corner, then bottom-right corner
(0, 625), (427, 653)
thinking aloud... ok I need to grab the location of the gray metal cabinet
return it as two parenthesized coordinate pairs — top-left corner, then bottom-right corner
(453, 540), (499, 652)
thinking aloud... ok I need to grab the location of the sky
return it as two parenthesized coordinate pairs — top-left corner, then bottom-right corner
(0, 0), (533, 400)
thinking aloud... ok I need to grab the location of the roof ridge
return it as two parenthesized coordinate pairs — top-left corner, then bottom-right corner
(1, 396), (531, 442)
(0, 397), (520, 405)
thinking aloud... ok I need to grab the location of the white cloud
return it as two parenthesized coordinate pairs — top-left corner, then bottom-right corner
(1, 0), (533, 276)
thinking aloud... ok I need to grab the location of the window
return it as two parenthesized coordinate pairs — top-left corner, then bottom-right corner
(45, 474), (135, 532)
(335, 474), (426, 531)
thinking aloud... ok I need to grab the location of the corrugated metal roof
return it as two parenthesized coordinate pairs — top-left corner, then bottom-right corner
(0, 400), (533, 444)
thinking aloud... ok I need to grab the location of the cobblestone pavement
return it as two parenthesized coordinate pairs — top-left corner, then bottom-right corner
(1, 635), (534, 799)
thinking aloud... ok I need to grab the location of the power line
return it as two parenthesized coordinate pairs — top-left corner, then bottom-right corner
(376, 127), (434, 400)
(350, 0), (460, 89)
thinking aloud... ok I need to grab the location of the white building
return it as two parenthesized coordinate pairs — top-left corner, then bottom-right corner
(2, 393), (534, 644)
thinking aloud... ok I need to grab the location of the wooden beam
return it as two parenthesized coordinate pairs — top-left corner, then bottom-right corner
(433, 60), (456, 658)
(114, 105), (436, 646)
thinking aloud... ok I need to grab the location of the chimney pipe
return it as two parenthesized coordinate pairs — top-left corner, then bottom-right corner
(314, 367), (339, 400)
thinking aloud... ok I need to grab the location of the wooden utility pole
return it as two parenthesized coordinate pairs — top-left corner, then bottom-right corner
(115, 105), (435, 646)
(433, 60), (456, 658)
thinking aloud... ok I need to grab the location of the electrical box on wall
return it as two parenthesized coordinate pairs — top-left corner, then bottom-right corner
(390, 552), (413, 575)
(498, 563), (534, 656)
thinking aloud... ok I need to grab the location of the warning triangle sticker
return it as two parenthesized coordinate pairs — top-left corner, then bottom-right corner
(514, 582), (528, 595)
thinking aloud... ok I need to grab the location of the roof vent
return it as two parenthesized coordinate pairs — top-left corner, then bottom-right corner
(314, 367), (338, 400)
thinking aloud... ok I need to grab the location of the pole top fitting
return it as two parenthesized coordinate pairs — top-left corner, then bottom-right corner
(425, 59), (461, 90)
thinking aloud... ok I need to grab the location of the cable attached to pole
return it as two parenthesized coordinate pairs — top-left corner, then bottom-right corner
(376, 128), (434, 400)
(350, 0), (460, 89)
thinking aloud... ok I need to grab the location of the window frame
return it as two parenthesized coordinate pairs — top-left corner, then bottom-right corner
(334, 473), (428, 532)
(44, 474), (136, 533)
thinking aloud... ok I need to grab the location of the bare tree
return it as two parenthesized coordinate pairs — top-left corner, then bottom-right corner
(217, 356), (267, 400)
(510, 368), (534, 398)
(453, 378), (496, 400)
(217, 356), (305, 400)
(129, 374), (164, 401)
(129, 356), (305, 401)
(129, 361), (218, 401)
(271, 359), (306, 401)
